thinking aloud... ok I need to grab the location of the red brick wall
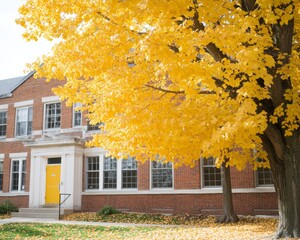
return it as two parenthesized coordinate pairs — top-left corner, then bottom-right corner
(0, 196), (29, 208)
(0, 143), (31, 193)
(138, 161), (150, 190)
(174, 162), (201, 189)
(81, 192), (278, 216)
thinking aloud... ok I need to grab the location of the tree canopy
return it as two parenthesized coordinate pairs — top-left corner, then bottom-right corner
(18, 0), (300, 237)
(18, 0), (300, 170)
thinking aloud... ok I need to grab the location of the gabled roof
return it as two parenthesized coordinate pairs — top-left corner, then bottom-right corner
(0, 71), (35, 99)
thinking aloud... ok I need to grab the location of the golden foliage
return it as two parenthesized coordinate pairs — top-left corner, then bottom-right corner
(17, 0), (300, 169)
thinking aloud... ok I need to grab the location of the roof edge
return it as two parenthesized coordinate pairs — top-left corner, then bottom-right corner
(10, 70), (36, 94)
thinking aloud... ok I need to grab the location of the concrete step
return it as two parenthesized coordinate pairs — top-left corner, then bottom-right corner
(11, 212), (59, 220)
(11, 208), (73, 220)
(19, 208), (59, 213)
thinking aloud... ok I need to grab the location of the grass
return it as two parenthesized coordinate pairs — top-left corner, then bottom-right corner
(0, 223), (155, 239)
(0, 213), (278, 239)
(0, 220), (277, 240)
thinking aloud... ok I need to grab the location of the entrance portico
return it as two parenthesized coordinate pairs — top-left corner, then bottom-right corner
(25, 136), (84, 210)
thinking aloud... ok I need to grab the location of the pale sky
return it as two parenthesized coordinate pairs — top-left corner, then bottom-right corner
(0, 1), (53, 80)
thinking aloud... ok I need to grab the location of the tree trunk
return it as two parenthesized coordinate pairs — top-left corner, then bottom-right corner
(262, 131), (300, 238)
(217, 162), (239, 223)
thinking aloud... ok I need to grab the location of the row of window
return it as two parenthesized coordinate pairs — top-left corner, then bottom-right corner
(85, 157), (273, 190)
(0, 102), (100, 138)
(0, 157), (273, 193)
(0, 159), (26, 192)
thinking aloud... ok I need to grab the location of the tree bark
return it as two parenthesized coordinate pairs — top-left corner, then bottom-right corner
(217, 162), (239, 223)
(262, 132), (300, 238)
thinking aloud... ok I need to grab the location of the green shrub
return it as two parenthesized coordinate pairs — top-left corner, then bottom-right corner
(97, 206), (120, 216)
(0, 200), (18, 215)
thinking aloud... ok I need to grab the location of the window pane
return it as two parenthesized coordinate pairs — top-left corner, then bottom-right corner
(86, 156), (99, 189)
(21, 160), (26, 191)
(87, 121), (104, 131)
(152, 161), (173, 188)
(16, 122), (26, 136)
(122, 157), (137, 188)
(73, 103), (82, 126)
(103, 157), (117, 189)
(257, 168), (273, 186)
(202, 158), (221, 187)
(87, 172), (99, 189)
(16, 107), (33, 136)
(45, 103), (61, 129)
(11, 173), (19, 190)
(48, 158), (61, 164)
(0, 111), (7, 137)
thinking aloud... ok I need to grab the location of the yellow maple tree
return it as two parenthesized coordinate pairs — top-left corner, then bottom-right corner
(18, 0), (300, 237)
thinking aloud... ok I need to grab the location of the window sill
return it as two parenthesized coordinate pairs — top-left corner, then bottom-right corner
(0, 192), (29, 196)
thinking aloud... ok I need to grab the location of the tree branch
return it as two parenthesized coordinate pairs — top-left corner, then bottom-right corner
(144, 84), (216, 95)
(264, 123), (286, 161)
(241, 0), (257, 12)
(144, 85), (185, 94)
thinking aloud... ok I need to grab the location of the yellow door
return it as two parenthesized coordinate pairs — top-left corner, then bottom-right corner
(45, 165), (61, 204)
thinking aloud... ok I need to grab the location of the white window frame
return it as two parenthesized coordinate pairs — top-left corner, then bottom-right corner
(73, 103), (82, 127)
(86, 156), (100, 190)
(43, 102), (61, 130)
(0, 110), (7, 138)
(121, 157), (138, 189)
(150, 161), (174, 189)
(201, 157), (222, 188)
(84, 153), (138, 191)
(15, 106), (33, 137)
(10, 158), (26, 192)
(103, 156), (118, 189)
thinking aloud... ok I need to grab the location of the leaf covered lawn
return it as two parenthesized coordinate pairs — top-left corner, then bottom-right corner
(0, 219), (277, 240)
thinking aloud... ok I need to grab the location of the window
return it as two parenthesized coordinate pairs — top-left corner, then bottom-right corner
(202, 157), (221, 187)
(103, 156), (117, 189)
(0, 161), (3, 191)
(44, 102), (61, 129)
(87, 121), (104, 131)
(11, 159), (26, 191)
(16, 107), (33, 136)
(86, 156), (99, 190)
(152, 161), (173, 188)
(0, 111), (7, 137)
(84, 154), (137, 191)
(257, 168), (273, 186)
(48, 157), (61, 164)
(73, 103), (82, 127)
(122, 157), (137, 189)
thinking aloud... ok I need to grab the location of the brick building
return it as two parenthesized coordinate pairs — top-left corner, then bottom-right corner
(0, 72), (278, 215)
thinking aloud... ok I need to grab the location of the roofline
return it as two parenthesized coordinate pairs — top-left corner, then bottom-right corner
(0, 93), (13, 99)
(11, 70), (36, 94)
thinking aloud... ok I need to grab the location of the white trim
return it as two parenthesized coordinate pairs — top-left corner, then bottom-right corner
(0, 104), (8, 110)
(0, 192), (29, 197)
(42, 96), (60, 103)
(9, 152), (27, 159)
(84, 148), (106, 156)
(200, 157), (222, 188)
(14, 100), (34, 108)
(82, 187), (275, 195)
(0, 154), (4, 159)
(10, 158), (26, 192)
